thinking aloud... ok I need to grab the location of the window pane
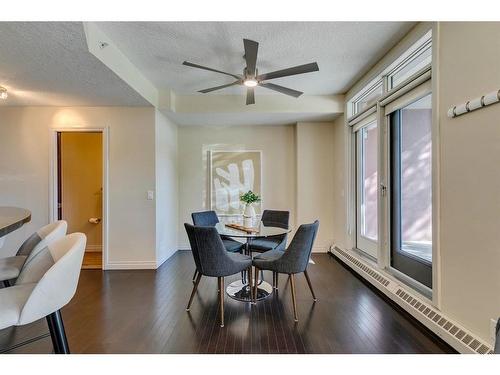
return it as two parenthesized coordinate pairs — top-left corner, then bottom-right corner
(390, 46), (431, 88)
(361, 122), (378, 241)
(400, 94), (432, 262)
(355, 84), (383, 114)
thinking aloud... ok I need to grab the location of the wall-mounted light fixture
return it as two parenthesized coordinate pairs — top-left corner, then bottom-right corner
(0, 86), (8, 100)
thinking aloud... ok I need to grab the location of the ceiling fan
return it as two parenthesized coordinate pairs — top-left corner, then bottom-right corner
(182, 38), (319, 105)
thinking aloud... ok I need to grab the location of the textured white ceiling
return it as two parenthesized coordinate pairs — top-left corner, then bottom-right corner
(0, 22), (150, 106)
(97, 22), (416, 96)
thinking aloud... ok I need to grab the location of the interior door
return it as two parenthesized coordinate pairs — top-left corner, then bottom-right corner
(59, 132), (103, 261)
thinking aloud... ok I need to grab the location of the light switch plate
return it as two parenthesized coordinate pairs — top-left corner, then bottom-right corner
(147, 190), (154, 200)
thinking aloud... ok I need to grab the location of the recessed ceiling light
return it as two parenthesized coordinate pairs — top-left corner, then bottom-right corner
(0, 86), (7, 100)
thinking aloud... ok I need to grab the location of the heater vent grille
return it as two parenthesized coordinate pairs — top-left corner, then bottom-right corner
(395, 288), (492, 354)
(332, 247), (494, 354)
(335, 248), (390, 287)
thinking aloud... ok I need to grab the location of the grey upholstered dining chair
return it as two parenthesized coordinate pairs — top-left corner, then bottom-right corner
(252, 220), (319, 322)
(0, 220), (67, 287)
(0, 232), (86, 353)
(248, 210), (290, 286)
(248, 210), (290, 253)
(191, 210), (244, 282)
(184, 223), (252, 328)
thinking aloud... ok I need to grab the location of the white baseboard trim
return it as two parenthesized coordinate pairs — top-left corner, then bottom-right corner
(312, 246), (328, 253)
(105, 260), (158, 270)
(330, 246), (493, 354)
(156, 250), (177, 268)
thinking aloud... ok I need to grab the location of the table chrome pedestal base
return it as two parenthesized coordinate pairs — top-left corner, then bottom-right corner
(226, 279), (273, 302)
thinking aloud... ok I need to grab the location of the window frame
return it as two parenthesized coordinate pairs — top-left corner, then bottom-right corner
(354, 115), (378, 259)
(349, 79), (384, 118)
(345, 27), (438, 304)
(347, 30), (432, 121)
(386, 86), (433, 296)
(386, 37), (432, 90)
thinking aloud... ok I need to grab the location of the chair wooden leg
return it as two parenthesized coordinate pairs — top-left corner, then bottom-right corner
(192, 269), (198, 283)
(218, 277), (225, 327)
(186, 273), (202, 311)
(46, 310), (70, 354)
(289, 274), (298, 322)
(248, 266), (254, 305)
(303, 269), (317, 301)
(254, 267), (259, 301)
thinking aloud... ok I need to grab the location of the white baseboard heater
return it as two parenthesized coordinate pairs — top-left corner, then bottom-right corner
(331, 246), (493, 354)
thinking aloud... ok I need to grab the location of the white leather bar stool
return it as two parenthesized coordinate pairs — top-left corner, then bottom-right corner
(0, 220), (67, 287)
(0, 232), (86, 353)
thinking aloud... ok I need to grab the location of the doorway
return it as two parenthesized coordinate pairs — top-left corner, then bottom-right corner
(56, 131), (103, 269)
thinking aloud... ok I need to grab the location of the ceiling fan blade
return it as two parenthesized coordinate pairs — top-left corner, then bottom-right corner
(198, 81), (241, 93)
(257, 62), (319, 81)
(260, 82), (303, 98)
(246, 87), (255, 105)
(182, 61), (241, 80)
(243, 39), (259, 76)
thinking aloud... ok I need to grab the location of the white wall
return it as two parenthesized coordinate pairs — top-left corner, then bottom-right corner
(178, 124), (296, 248)
(296, 122), (335, 252)
(331, 115), (348, 250)
(437, 22), (500, 343)
(178, 122), (337, 252)
(0, 106), (171, 269)
(155, 109), (179, 266)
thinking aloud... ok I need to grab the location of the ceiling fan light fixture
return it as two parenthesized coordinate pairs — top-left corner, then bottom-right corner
(182, 38), (319, 105)
(0, 86), (7, 100)
(243, 79), (258, 88)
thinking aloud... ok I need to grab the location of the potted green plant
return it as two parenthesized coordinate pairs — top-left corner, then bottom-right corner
(240, 190), (261, 220)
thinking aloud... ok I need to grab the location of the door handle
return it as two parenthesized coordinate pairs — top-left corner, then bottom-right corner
(88, 218), (101, 224)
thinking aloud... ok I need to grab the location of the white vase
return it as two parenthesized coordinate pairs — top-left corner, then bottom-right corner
(243, 216), (253, 228)
(243, 203), (256, 219)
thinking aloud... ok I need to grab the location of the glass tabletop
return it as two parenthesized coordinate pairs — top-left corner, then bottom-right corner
(215, 221), (291, 238)
(0, 206), (31, 238)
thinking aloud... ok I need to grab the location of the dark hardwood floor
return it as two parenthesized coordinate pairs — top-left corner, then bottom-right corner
(0, 252), (455, 354)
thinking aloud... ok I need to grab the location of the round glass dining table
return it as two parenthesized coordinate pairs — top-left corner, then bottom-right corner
(215, 221), (291, 302)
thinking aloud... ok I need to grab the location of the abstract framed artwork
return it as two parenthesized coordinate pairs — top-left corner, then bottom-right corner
(208, 150), (262, 216)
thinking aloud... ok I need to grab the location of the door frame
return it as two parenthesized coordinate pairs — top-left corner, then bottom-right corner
(49, 127), (110, 270)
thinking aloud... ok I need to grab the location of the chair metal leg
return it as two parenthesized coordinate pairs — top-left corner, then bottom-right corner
(272, 272), (276, 288)
(289, 274), (298, 322)
(46, 310), (70, 354)
(186, 273), (202, 311)
(248, 266), (254, 305)
(192, 269), (198, 283)
(275, 273), (279, 290)
(218, 277), (225, 327)
(303, 269), (317, 301)
(254, 267), (259, 301)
